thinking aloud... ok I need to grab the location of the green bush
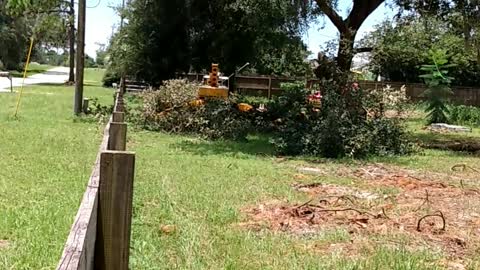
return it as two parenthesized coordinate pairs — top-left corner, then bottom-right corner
(271, 80), (414, 158)
(102, 68), (121, 87)
(449, 105), (480, 126)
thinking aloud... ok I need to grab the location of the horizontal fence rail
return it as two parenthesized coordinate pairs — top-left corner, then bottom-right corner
(57, 91), (135, 270)
(178, 73), (480, 106)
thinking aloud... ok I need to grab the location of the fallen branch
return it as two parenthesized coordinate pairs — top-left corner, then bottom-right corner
(451, 164), (480, 173)
(382, 207), (391, 219)
(315, 207), (377, 218)
(332, 195), (356, 205)
(296, 199), (313, 209)
(417, 211), (446, 232)
(415, 190), (431, 211)
(317, 195), (356, 205)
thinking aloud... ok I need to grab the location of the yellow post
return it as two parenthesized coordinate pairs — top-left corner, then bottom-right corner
(14, 37), (35, 117)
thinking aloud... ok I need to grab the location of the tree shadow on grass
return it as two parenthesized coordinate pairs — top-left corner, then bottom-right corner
(411, 130), (480, 154)
(171, 134), (276, 158)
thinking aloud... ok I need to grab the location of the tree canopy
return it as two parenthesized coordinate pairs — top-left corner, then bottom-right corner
(311, 0), (480, 75)
(0, 0), (71, 70)
(361, 2), (480, 86)
(106, 0), (314, 84)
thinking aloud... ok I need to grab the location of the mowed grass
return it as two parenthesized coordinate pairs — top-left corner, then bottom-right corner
(1, 70), (479, 270)
(0, 69), (113, 269)
(128, 117), (480, 269)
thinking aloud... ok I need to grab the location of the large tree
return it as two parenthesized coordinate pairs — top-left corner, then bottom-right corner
(362, 14), (480, 86)
(311, 0), (470, 73)
(107, 0), (191, 84)
(314, 0), (384, 72)
(5, 0), (75, 81)
(0, 2), (29, 70)
(106, 0), (313, 84)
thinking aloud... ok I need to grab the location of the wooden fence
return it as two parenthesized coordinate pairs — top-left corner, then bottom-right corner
(179, 74), (480, 106)
(57, 91), (135, 270)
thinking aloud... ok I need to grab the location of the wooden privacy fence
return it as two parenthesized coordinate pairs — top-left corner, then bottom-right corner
(57, 91), (135, 270)
(179, 74), (480, 106)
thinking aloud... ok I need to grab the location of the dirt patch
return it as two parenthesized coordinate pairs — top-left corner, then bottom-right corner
(241, 164), (480, 260)
(352, 164), (452, 191)
(292, 183), (381, 201)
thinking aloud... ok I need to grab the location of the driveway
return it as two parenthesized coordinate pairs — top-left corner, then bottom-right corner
(0, 67), (70, 92)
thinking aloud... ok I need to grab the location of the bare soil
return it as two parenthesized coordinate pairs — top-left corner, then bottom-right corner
(240, 163), (480, 263)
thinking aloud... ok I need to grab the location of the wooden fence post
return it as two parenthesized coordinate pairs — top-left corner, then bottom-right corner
(95, 151), (135, 270)
(115, 100), (125, 113)
(83, 98), (90, 114)
(113, 112), (125, 123)
(108, 123), (127, 151)
(268, 76), (272, 99)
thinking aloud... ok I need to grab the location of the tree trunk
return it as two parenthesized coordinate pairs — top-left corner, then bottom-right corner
(336, 31), (356, 72)
(68, 0), (75, 83)
(315, 0), (384, 73)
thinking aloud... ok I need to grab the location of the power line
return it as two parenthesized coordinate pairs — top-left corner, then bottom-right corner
(87, 0), (101, 9)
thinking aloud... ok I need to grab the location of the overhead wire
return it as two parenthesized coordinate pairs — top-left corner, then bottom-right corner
(87, 0), (102, 9)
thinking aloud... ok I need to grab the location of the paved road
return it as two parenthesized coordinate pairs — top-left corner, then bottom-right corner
(0, 67), (69, 92)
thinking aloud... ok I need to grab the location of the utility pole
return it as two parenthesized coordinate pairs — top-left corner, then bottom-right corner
(74, 0), (86, 115)
(68, 0), (75, 83)
(119, 0), (127, 94)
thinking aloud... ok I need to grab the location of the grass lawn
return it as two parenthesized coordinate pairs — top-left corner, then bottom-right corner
(0, 69), (113, 269)
(8, 63), (54, 78)
(1, 70), (479, 269)
(129, 116), (480, 269)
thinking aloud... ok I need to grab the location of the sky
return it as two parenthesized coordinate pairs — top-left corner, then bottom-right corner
(84, 0), (121, 58)
(83, 0), (394, 59)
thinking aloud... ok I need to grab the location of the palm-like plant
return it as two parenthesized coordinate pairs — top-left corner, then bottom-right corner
(420, 49), (455, 124)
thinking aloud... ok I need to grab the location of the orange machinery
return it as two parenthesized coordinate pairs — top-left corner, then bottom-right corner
(198, 64), (229, 99)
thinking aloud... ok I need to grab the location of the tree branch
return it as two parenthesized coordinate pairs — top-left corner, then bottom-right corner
(354, 47), (373, 54)
(24, 9), (71, 16)
(347, 0), (385, 31)
(315, 0), (347, 33)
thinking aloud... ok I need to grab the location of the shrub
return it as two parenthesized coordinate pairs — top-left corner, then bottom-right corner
(449, 105), (480, 126)
(420, 49), (454, 124)
(102, 68), (121, 87)
(271, 80), (414, 158)
(86, 98), (114, 120)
